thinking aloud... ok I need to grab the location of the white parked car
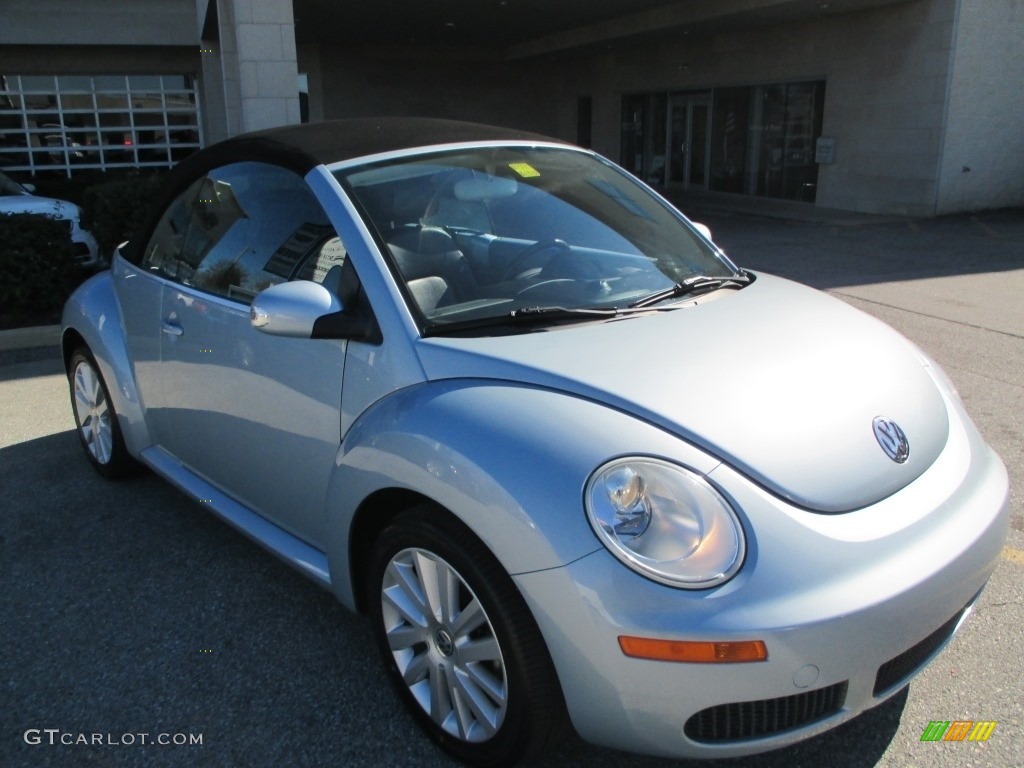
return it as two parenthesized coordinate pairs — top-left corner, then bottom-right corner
(0, 170), (101, 268)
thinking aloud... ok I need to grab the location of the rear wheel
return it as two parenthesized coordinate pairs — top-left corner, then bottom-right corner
(68, 347), (135, 479)
(367, 506), (565, 766)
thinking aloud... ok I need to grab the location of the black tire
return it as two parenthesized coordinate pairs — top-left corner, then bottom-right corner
(68, 347), (136, 479)
(367, 505), (566, 766)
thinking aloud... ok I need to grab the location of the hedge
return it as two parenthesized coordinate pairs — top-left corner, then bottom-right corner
(81, 173), (166, 258)
(0, 213), (81, 321)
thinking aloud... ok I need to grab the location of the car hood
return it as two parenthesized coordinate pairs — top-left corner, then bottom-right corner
(0, 194), (79, 221)
(415, 273), (950, 513)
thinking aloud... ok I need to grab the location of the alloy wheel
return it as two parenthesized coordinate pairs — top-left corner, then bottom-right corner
(380, 547), (508, 742)
(73, 359), (113, 464)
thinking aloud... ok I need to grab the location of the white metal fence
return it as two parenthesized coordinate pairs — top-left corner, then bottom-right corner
(0, 74), (203, 178)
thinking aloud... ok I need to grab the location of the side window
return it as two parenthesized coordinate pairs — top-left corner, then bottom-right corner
(182, 176), (251, 290)
(293, 235), (347, 283)
(142, 161), (348, 304)
(142, 177), (205, 278)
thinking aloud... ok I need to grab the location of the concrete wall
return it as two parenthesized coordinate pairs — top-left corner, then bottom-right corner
(813, 0), (957, 215)
(215, 0), (301, 134)
(279, 0), (1022, 216)
(5, 0), (1015, 215)
(1, 0), (299, 144)
(0, 46), (199, 78)
(1, 0), (196, 46)
(308, 46), (565, 139)
(545, 0), (961, 216)
(936, 0), (1024, 214)
(297, 45), (325, 123)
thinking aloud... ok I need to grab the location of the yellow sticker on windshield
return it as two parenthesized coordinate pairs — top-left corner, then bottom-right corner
(508, 162), (541, 178)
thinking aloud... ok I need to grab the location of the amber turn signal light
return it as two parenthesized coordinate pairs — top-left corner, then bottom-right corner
(618, 636), (768, 663)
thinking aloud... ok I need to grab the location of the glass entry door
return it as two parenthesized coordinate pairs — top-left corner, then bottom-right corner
(667, 96), (711, 190)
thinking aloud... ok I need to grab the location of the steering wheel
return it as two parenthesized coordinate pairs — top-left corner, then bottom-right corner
(500, 239), (570, 282)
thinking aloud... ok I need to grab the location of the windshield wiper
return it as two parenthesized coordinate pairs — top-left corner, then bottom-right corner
(422, 303), (679, 337)
(509, 304), (697, 322)
(628, 272), (751, 309)
(508, 306), (620, 321)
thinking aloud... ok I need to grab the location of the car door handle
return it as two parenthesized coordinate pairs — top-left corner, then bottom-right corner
(161, 320), (184, 337)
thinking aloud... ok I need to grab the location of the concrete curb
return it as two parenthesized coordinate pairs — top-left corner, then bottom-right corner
(0, 324), (61, 352)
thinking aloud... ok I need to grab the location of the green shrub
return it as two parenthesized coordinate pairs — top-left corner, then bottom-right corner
(81, 173), (166, 258)
(17, 171), (109, 206)
(0, 213), (82, 322)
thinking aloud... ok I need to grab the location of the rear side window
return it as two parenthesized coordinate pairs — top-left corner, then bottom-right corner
(142, 161), (346, 303)
(142, 176), (205, 278)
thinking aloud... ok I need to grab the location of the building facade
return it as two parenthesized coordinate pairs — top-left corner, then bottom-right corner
(2, 0), (1021, 216)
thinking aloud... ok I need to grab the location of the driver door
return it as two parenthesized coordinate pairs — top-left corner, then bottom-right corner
(138, 161), (350, 548)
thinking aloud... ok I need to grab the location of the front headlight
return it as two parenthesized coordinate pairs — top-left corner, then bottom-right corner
(585, 458), (744, 588)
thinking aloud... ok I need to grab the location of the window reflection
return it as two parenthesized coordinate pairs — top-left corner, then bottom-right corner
(143, 162), (346, 305)
(622, 81), (825, 203)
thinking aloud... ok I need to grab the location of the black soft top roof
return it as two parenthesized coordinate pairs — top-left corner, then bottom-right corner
(237, 117), (564, 169)
(124, 117), (565, 263)
(179, 117), (563, 182)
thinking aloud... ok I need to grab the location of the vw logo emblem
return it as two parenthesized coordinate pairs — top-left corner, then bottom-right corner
(434, 628), (455, 657)
(873, 416), (909, 464)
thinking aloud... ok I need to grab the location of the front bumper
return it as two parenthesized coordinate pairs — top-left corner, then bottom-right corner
(514, 397), (1009, 759)
(71, 227), (102, 269)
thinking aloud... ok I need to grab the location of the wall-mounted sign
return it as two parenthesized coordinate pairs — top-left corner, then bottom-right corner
(816, 136), (836, 164)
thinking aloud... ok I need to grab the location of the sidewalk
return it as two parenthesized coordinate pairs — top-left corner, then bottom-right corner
(0, 324), (60, 352)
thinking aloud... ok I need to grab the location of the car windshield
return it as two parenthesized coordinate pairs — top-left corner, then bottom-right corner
(336, 146), (741, 332)
(0, 171), (29, 196)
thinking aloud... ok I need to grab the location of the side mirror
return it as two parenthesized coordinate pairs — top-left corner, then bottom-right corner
(250, 280), (341, 337)
(692, 222), (713, 241)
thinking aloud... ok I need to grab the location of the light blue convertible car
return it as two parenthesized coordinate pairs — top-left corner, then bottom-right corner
(63, 118), (1008, 765)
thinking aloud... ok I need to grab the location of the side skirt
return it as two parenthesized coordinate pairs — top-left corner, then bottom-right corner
(141, 446), (332, 589)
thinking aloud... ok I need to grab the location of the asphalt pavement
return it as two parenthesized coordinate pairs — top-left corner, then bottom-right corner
(2, 206), (1022, 768)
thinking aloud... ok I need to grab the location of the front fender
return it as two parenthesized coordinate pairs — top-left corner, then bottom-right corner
(324, 379), (721, 608)
(61, 270), (150, 457)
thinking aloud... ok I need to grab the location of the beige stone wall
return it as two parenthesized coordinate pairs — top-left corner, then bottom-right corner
(554, 0), (961, 216)
(215, 0), (301, 135)
(310, 46), (563, 138)
(0, 0), (196, 46)
(302, 1), (981, 215)
(813, 0), (958, 215)
(1, 0), (301, 144)
(6, 0), (1015, 215)
(0, 46), (198, 76)
(936, 0), (1024, 214)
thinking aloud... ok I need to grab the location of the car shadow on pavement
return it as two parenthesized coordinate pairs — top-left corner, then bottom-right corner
(0, 347), (63, 383)
(2, 429), (425, 767)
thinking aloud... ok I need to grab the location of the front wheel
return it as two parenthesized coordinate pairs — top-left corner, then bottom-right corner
(68, 347), (135, 479)
(367, 506), (565, 766)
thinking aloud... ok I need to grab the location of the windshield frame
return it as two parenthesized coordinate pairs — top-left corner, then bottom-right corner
(332, 143), (742, 336)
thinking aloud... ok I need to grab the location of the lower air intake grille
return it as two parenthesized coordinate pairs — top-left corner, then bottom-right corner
(684, 681), (849, 743)
(873, 607), (966, 696)
(72, 242), (92, 261)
